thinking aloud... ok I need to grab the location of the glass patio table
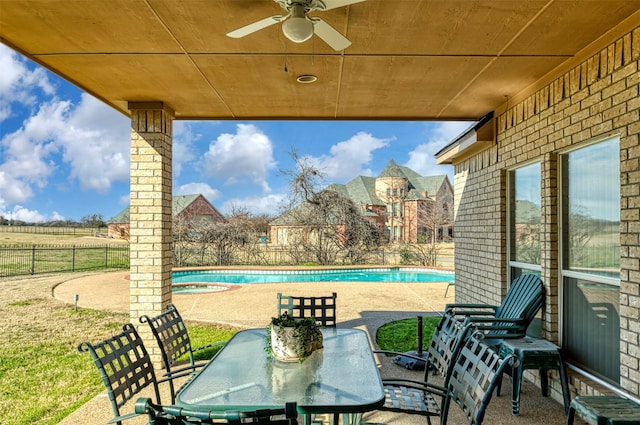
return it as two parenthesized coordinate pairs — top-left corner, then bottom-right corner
(176, 328), (385, 425)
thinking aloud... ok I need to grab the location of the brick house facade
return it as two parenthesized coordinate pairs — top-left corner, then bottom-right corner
(436, 26), (640, 401)
(108, 194), (225, 240)
(269, 160), (453, 245)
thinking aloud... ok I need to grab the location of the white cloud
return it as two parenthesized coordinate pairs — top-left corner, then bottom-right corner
(50, 211), (66, 221)
(0, 45), (54, 121)
(175, 182), (222, 202)
(61, 93), (130, 192)
(0, 99), (70, 204)
(404, 121), (472, 178)
(0, 92), (130, 209)
(1, 205), (48, 223)
(220, 193), (288, 216)
(0, 50), (130, 213)
(201, 124), (277, 192)
(0, 170), (34, 204)
(307, 131), (392, 181)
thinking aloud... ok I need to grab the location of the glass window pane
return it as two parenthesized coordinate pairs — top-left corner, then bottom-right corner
(562, 139), (620, 278)
(509, 163), (541, 265)
(561, 137), (620, 383)
(563, 277), (620, 382)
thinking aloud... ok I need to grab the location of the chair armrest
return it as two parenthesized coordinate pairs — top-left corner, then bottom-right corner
(466, 316), (527, 327)
(192, 340), (227, 354)
(158, 367), (198, 383)
(445, 303), (499, 317)
(465, 317), (528, 339)
(381, 378), (448, 398)
(373, 349), (428, 361)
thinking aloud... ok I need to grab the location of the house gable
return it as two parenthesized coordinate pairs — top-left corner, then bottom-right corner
(107, 194), (225, 239)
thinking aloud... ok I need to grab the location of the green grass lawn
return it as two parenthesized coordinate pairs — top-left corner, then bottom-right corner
(0, 297), (236, 425)
(376, 316), (441, 353)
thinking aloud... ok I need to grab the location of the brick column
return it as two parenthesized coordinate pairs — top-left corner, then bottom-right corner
(128, 102), (174, 334)
(540, 152), (559, 342)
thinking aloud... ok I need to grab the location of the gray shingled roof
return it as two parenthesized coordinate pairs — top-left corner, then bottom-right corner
(270, 160), (450, 225)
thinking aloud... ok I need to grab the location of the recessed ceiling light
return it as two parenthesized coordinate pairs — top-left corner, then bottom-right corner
(296, 75), (318, 84)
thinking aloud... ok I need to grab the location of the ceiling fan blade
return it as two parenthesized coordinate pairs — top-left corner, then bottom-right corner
(313, 18), (351, 51)
(321, 0), (367, 11)
(226, 15), (284, 38)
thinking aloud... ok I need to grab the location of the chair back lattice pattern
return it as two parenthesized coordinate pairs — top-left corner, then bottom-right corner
(140, 303), (196, 402)
(277, 292), (337, 327)
(78, 323), (160, 425)
(424, 313), (474, 384)
(135, 398), (299, 425)
(140, 304), (194, 370)
(443, 332), (515, 425)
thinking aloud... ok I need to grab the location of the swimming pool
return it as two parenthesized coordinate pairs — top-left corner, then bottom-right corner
(172, 268), (454, 285)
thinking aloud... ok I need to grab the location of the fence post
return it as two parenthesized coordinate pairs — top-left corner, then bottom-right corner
(72, 245), (76, 272)
(105, 245), (109, 269)
(31, 245), (36, 274)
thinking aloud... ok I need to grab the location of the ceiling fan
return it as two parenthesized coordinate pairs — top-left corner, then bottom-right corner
(226, 0), (366, 51)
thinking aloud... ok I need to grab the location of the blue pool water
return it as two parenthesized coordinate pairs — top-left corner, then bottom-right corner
(172, 268), (454, 285)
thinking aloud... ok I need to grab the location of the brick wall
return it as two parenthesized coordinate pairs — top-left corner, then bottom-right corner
(452, 27), (640, 396)
(453, 147), (506, 306)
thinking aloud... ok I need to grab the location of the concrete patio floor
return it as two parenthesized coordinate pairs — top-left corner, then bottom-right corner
(50, 270), (581, 425)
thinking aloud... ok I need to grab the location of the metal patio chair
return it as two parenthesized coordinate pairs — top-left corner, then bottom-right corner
(444, 332), (516, 424)
(444, 273), (544, 346)
(276, 292), (337, 327)
(78, 323), (174, 425)
(140, 303), (227, 403)
(375, 326), (514, 425)
(373, 314), (475, 425)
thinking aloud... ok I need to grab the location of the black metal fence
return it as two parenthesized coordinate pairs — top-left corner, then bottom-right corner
(0, 245), (130, 278)
(172, 246), (392, 267)
(0, 244), (453, 278)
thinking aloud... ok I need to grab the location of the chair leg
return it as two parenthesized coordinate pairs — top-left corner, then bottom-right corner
(512, 363), (524, 415)
(444, 282), (454, 297)
(566, 406), (576, 425)
(558, 357), (571, 415)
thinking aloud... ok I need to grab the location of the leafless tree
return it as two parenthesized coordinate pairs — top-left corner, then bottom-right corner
(282, 151), (385, 265)
(173, 206), (276, 266)
(81, 213), (106, 234)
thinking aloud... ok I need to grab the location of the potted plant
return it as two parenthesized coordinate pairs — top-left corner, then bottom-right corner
(266, 312), (323, 363)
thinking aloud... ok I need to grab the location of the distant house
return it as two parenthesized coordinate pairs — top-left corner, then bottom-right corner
(270, 160), (454, 245)
(108, 194), (226, 240)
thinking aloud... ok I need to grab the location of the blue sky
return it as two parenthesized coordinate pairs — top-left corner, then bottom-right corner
(0, 44), (471, 223)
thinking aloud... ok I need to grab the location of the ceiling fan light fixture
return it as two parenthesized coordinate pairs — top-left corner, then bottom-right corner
(282, 17), (314, 43)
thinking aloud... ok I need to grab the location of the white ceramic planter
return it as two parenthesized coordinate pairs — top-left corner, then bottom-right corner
(270, 326), (323, 362)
